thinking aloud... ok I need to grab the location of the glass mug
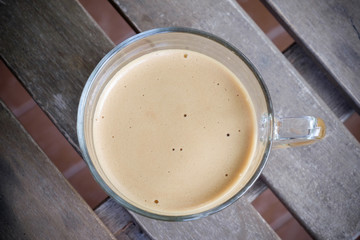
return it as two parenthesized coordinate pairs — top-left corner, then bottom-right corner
(77, 27), (325, 221)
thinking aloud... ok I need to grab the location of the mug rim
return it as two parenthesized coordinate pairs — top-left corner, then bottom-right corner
(77, 27), (274, 221)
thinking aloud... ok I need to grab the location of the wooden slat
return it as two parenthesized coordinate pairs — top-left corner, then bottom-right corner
(99, 197), (279, 240)
(0, 101), (115, 240)
(284, 44), (353, 121)
(95, 178), (269, 239)
(261, 0), (360, 111)
(0, 0), (114, 152)
(95, 198), (151, 240)
(111, 0), (360, 239)
(0, 0), (278, 239)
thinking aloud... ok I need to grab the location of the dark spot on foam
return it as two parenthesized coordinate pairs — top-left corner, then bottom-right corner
(154, 200), (159, 204)
(227, 133), (230, 137)
(225, 174), (228, 177)
(184, 54), (188, 58)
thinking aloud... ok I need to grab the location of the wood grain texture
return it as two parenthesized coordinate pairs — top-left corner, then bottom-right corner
(284, 44), (353, 121)
(0, 0), (115, 153)
(97, 197), (279, 240)
(0, 101), (115, 240)
(131, 199), (279, 240)
(95, 198), (151, 240)
(0, 0), (278, 239)
(95, 178), (269, 240)
(262, 0), (360, 111)
(111, 0), (360, 239)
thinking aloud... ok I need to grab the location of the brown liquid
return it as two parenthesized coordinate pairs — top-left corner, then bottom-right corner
(93, 49), (257, 216)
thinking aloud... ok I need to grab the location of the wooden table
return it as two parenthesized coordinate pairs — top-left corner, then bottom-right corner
(1, 0), (359, 239)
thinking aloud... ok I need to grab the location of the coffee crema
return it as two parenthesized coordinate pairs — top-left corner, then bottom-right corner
(93, 49), (257, 216)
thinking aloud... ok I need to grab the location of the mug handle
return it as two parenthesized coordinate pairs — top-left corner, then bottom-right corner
(272, 116), (326, 149)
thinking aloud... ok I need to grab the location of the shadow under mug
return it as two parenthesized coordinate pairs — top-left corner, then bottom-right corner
(77, 27), (325, 221)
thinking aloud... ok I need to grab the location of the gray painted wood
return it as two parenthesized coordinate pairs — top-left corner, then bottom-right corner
(111, 0), (360, 239)
(0, 0), (278, 239)
(262, 0), (360, 112)
(0, 101), (115, 240)
(284, 44), (353, 121)
(0, 0), (114, 153)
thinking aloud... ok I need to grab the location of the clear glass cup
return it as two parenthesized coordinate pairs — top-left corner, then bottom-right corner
(77, 27), (325, 221)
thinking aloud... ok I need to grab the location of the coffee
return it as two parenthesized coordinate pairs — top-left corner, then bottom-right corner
(93, 49), (257, 216)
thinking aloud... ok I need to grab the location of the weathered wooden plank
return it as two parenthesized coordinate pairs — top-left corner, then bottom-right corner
(284, 44), (353, 121)
(0, 0), (114, 152)
(261, 0), (360, 111)
(111, 0), (360, 239)
(95, 178), (269, 240)
(95, 198), (151, 240)
(98, 197), (279, 240)
(139, 201), (277, 240)
(0, 101), (115, 240)
(0, 0), (278, 239)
